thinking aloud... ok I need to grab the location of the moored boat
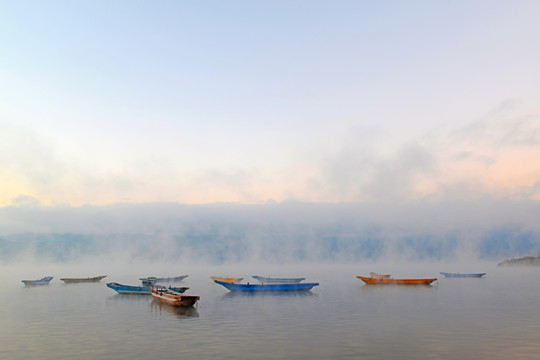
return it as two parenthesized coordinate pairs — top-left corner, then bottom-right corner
(214, 280), (319, 292)
(210, 276), (243, 283)
(139, 275), (188, 285)
(369, 272), (391, 279)
(155, 275), (189, 282)
(22, 276), (53, 286)
(106, 282), (189, 295)
(149, 285), (199, 307)
(356, 275), (437, 285)
(440, 272), (486, 278)
(60, 275), (107, 283)
(252, 276), (306, 284)
(139, 277), (157, 286)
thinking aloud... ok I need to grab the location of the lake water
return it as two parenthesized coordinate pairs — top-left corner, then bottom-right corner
(1, 261), (539, 359)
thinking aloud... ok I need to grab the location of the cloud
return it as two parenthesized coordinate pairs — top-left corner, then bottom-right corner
(314, 101), (540, 203)
(10, 195), (41, 207)
(1, 101), (539, 206)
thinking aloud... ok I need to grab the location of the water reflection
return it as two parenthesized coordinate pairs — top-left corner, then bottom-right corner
(150, 299), (199, 319)
(106, 293), (152, 303)
(219, 291), (318, 301)
(360, 284), (438, 291)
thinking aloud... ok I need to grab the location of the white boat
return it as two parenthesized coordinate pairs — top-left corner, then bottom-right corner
(252, 276), (306, 284)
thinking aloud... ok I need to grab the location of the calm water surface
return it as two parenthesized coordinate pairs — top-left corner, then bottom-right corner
(1, 263), (539, 359)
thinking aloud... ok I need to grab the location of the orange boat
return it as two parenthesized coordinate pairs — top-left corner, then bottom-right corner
(369, 272), (391, 279)
(357, 275), (437, 285)
(210, 276), (243, 283)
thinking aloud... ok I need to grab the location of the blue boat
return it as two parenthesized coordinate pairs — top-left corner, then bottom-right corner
(106, 282), (189, 295)
(440, 272), (486, 278)
(22, 276), (53, 286)
(213, 280), (319, 292)
(252, 276), (306, 284)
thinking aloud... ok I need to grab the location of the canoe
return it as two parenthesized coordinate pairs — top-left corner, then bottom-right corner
(440, 272), (486, 278)
(356, 275), (437, 285)
(22, 276), (53, 286)
(369, 272), (391, 279)
(106, 282), (189, 295)
(210, 276), (243, 283)
(60, 275), (107, 283)
(139, 277), (157, 285)
(139, 275), (188, 285)
(214, 280), (319, 292)
(155, 275), (189, 282)
(252, 276), (306, 284)
(149, 285), (199, 307)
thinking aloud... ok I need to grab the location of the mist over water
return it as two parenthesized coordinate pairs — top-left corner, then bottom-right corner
(2, 202), (540, 359)
(1, 202), (540, 266)
(2, 259), (540, 360)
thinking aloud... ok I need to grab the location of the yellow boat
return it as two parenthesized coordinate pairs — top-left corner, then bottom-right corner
(210, 276), (243, 283)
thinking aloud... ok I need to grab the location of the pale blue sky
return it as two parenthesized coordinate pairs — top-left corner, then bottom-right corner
(1, 1), (539, 205)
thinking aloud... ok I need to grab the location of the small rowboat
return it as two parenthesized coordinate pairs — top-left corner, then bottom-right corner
(140, 275), (188, 285)
(106, 282), (189, 295)
(440, 272), (486, 278)
(22, 276), (53, 286)
(210, 276), (243, 283)
(357, 275), (437, 285)
(214, 280), (319, 292)
(60, 275), (107, 283)
(252, 276), (306, 284)
(369, 272), (391, 279)
(149, 285), (199, 307)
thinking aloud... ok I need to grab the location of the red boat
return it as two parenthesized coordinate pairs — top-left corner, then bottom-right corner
(357, 275), (437, 285)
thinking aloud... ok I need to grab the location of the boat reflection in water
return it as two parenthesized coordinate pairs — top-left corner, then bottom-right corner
(221, 290), (317, 299)
(360, 283), (437, 291)
(150, 299), (199, 319)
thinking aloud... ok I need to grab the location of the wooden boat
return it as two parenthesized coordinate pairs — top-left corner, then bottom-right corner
(139, 275), (188, 285)
(440, 272), (486, 278)
(60, 275), (107, 283)
(106, 282), (189, 295)
(149, 285), (199, 307)
(210, 276), (243, 283)
(356, 275), (437, 285)
(214, 280), (319, 292)
(369, 272), (391, 279)
(252, 276), (306, 284)
(22, 276), (53, 286)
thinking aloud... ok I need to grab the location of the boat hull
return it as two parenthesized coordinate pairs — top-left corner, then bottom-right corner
(60, 276), (107, 283)
(210, 276), (243, 283)
(252, 276), (306, 284)
(214, 280), (318, 291)
(107, 283), (189, 295)
(140, 275), (188, 285)
(150, 286), (199, 307)
(22, 276), (53, 286)
(440, 272), (486, 278)
(106, 282), (150, 294)
(357, 276), (437, 285)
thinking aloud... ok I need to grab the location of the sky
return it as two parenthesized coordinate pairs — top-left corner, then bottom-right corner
(1, 1), (539, 207)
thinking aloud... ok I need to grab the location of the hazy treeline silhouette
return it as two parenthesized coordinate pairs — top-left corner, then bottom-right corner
(1, 201), (539, 263)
